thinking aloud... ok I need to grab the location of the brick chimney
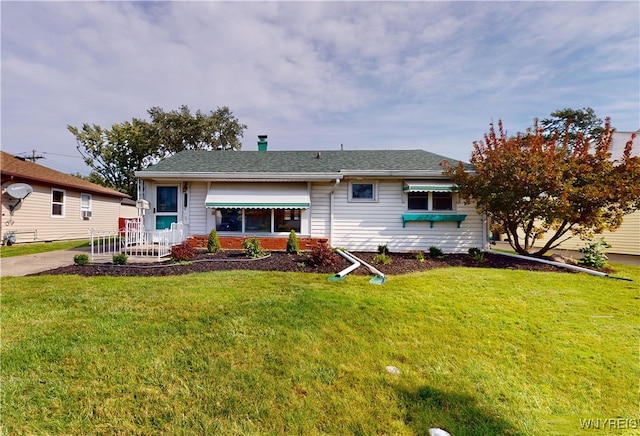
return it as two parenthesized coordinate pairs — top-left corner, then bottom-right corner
(258, 135), (268, 151)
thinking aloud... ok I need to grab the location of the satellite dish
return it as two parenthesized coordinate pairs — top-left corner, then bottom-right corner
(5, 183), (33, 200)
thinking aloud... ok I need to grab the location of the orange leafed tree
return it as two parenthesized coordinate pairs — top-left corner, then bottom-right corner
(443, 118), (640, 256)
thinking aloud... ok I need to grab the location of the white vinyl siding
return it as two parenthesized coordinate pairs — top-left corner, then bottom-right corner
(532, 211), (640, 256)
(188, 182), (208, 236)
(328, 180), (485, 253)
(139, 178), (486, 253)
(310, 183), (332, 238)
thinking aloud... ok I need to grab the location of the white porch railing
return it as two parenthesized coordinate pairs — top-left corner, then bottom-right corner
(90, 219), (185, 261)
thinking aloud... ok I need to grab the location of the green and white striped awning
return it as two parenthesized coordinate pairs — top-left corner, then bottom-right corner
(403, 180), (456, 192)
(205, 183), (310, 209)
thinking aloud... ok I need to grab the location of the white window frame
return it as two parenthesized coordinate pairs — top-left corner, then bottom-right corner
(348, 181), (378, 202)
(81, 193), (92, 211)
(51, 188), (66, 218)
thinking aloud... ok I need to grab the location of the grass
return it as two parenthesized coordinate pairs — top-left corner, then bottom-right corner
(1, 265), (639, 435)
(0, 239), (89, 258)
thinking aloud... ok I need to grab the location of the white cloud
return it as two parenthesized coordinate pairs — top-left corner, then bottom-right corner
(1, 1), (638, 174)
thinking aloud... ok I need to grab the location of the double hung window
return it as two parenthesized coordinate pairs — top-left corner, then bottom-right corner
(51, 189), (65, 217)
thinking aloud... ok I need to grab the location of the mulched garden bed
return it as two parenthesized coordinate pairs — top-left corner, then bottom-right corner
(33, 250), (572, 277)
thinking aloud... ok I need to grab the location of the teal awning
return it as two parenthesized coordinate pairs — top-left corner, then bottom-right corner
(205, 183), (310, 209)
(403, 180), (456, 192)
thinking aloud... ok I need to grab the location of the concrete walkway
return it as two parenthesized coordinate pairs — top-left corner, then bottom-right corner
(0, 247), (91, 277)
(0, 247), (160, 277)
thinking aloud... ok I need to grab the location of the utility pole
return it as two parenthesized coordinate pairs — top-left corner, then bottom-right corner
(23, 150), (44, 162)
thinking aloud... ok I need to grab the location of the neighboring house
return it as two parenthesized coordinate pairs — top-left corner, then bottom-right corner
(1, 151), (134, 244)
(134, 138), (487, 253)
(533, 130), (640, 256)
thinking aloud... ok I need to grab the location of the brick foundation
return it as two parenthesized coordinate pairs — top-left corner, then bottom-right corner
(187, 235), (328, 251)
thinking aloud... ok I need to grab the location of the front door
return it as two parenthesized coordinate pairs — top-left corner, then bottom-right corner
(155, 186), (178, 230)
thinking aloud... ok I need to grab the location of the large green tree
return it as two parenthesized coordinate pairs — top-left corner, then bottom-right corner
(147, 106), (246, 156)
(443, 116), (640, 256)
(69, 106), (246, 197)
(541, 107), (605, 148)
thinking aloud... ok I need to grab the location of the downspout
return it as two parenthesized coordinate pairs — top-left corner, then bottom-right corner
(341, 249), (386, 284)
(329, 178), (341, 247)
(332, 249), (361, 279)
(482, 213), (489, 250)
(489, 250), (609, 277)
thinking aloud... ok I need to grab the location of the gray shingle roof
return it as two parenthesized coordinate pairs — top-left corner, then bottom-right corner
(139, 149), (471, 175)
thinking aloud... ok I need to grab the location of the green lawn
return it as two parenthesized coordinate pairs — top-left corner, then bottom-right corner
(0, 239), (89, 258)
(2, 265), (638, 435)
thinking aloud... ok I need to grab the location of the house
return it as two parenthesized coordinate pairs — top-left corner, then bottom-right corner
(532, 131), (640, 256)
(134, 137), (487, 253)
(0, 151), (135, 244)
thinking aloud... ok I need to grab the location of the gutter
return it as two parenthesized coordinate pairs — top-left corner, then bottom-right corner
(489, 250), (609, 277)
(134, 171), (343, 182)
(338, 170), (450, 178)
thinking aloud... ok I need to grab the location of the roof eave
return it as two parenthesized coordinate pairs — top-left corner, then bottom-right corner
(339, 170), (451, 178)
(135, 171), (342, 182)
(2, 171), (130, 198)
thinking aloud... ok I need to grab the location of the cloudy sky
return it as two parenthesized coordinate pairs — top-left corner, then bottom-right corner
(2, 1), (639, 175)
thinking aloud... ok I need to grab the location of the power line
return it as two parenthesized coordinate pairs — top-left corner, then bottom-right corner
(42, 151), (85, 159)
(13, 150), (91, 175)
(16, 150), (44, 162)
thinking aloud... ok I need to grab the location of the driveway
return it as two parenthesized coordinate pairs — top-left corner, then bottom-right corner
(0, 246), (92, 277)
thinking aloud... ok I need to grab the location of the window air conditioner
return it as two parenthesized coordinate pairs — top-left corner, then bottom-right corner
(82, 210), (92, 219)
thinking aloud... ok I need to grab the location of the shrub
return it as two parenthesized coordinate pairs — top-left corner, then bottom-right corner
(242, 237), (265, 259)
(286, 230), (300, 255)
(468, 247), (484, 262)
(372, 253), (392, 265)
(73, 254), (89, 266)
(171, 242), (196, 262)
(207, 229), (221, 254)
(309, 241), (338, 267)
(579, 238), (611, 269)
(416, 251), (425, 262)
(112, 253), (128, 265)
(377, 244), (389, 255)
(429, 246), (444, 258)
